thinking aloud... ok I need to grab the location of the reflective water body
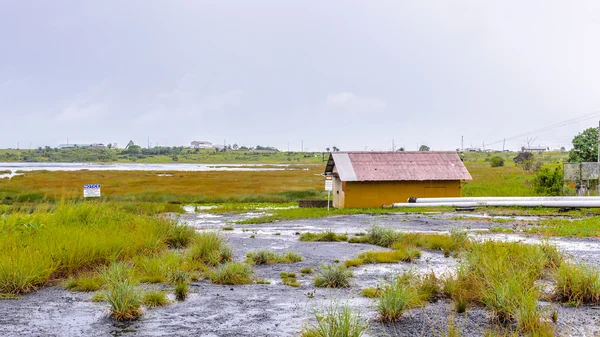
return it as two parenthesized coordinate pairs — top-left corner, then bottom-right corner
(0, 162), (295, 175)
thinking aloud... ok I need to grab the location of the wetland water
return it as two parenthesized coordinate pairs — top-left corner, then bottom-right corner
(1, 212), (599, 336)
(0, 162), (302, 179)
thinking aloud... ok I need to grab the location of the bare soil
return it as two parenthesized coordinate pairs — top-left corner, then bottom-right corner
(1, 212), (600, 337)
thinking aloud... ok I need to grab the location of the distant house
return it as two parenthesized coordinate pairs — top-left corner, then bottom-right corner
(324, 151), (472, 208)
(57, 143), (105, 149)
(522, 146), (548, 153)
(191, 141), (213, 149)
(464, 148), (481, 152)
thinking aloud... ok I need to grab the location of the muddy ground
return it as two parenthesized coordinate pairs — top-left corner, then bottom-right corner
(1, 211), (600, 337)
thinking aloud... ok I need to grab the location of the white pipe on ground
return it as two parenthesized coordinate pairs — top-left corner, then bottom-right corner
(410, 196), (600, 203)
(392, 200), (600, 208)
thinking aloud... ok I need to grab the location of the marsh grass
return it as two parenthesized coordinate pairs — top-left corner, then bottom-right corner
(299, 231), (348, 242)
(280, 272), (300, 287)
(209, 262), (254, 285)
(102, 263), (142, 321)
(134, 252), (183, 284)
(300, 267), (314, 275)
(0, 202), (187, 295)
(301, 303), (368, 337)
(314, 265), (352, 288)
(64, 275), (103, 292)
(246, 250), (304, 264)
(376, 276), (422, 321)
(553, 262), (600, 305)
(189, 232), (232, 267)
(174, 282), (189, 301)
(443, 241), (563, 335)
(529, 217), (600, 237)
(143, 290), (169, 307)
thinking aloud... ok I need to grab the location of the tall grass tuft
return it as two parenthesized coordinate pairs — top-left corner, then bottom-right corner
(64, 275), (103, 292)
(314, 265), (353, 288)
(376, 276), (422, 321)
(189, 232), (232, 266)
(299, 231), (348, 242)
(102, 263), (142, 321)
(143, 290), (169, 308)
(301, 303), (368, 337)
(553, 262), (600, 305)
(209, 262), (254, 285)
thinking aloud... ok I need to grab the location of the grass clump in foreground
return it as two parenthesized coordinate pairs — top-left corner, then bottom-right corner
(300, 231), (348, 242)
(345, 247), (421, 268)
(102, 263), (143, 321)
(142, 290), (169, 308)
(209, 262), (254, 285)
(314, 265), (352, 288)
(0, 202), (195, 296)
(301, 303), (368, 337)
(246, 250), (303, 264)
(64, 275), (104, 292)
(376, 276), (423, 321)
(280, 272), (300, 287)
(553, 262), (600, 306)
(443, 241), (560, 335)
(189, 232), (232, 267)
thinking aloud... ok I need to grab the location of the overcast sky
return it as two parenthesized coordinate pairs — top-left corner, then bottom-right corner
(1, 1), (600, 151)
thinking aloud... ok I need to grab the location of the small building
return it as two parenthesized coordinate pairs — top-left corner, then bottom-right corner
(521, 146), (548, 153)
(191, 141), (213, 149)
(57, 143), (105, 149)
(324, 151), (472, 208)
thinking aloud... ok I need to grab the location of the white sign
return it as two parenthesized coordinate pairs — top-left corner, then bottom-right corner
(84, 184), (101, 198)
(325, 179), (333, 191)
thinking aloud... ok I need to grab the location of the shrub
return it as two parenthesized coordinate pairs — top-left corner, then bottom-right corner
(300, 268), (314, 274)
(314, 265), (352, 288)
(532, 166), (563, 196)
(143, 290), (169, 307)
(209, 262), (254, 285)
(490, 156), (505, 167)
(301, 303), (368, 337)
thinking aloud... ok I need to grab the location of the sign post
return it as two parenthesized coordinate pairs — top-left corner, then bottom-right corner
(84, 184), (101, 198)
(325, 177), (333, 211)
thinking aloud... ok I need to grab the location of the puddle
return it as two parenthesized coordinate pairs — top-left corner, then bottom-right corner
(0, 172), (23, 179)
(4, 212), (600, 337)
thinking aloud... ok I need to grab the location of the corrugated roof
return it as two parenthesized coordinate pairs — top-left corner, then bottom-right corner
(324, 151), (472, 182)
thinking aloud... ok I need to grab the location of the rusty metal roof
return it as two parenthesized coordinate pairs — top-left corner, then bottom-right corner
(324, 151), (472, 182)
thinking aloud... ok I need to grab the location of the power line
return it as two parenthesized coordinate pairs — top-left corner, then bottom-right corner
(485, 110), (600, 147)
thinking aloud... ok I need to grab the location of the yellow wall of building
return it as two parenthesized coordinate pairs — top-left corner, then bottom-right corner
(336, 180), (461, 208)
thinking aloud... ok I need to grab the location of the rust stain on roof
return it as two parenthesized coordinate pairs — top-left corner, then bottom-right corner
(325, 151), (472, 182)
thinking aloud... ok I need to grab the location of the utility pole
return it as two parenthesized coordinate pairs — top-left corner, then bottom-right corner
(392, 139), (395, 151)
(147, 137), (150, 149)
(502, 138), (506, 152)
(461, 136), (463, 151)
(301, 140), (303, 153)
(482, 141), (485, 151)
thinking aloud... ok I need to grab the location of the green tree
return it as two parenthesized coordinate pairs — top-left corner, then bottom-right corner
(568, 127), (598, 162)
(419, 145), (430, 151)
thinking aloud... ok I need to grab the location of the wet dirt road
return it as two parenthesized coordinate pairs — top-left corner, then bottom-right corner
(1, 212), (600, 337)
